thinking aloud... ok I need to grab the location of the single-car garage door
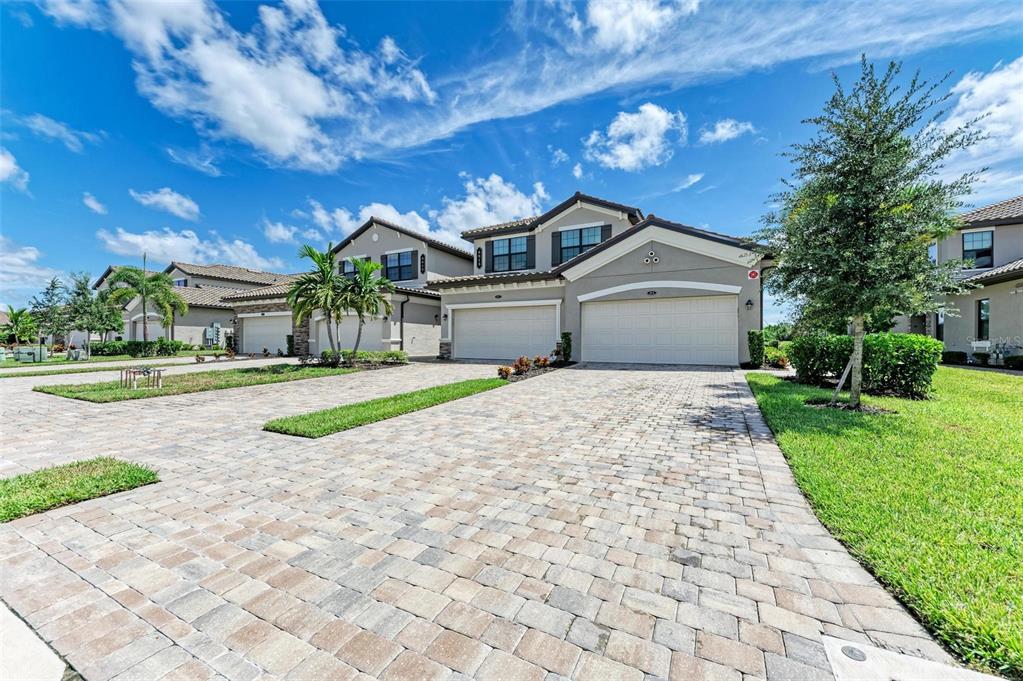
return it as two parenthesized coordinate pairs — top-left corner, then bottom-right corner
(454, 305), (557, 360)
(241, 315), (291, 355)
(582, 295), (738, 365)
(133, 319), (164, 341)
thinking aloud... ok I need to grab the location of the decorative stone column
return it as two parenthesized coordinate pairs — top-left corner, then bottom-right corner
(438, 340), (452, 359)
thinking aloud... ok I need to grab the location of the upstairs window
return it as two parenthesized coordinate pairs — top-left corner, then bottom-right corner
(383, 251), (415, 281)
(173, 278), (187, 287)
(560, 226), (603, 262)
(492, 236), (529, 272)
(963, 231), (993, 268)
(340, 257), (368, 279)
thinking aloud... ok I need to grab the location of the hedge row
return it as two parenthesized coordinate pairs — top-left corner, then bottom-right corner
(789, 332), (943, 398)
(319, 350), (408, 366)
(90, 339), (203, 357)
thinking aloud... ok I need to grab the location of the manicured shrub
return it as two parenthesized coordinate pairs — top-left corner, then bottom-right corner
(286, 334), (294, 356)
(321, 350), (341, 366)
(747, 329), (765, 368)
(764, 346), (789, 369)
(1004, 355), (1023, 370)
(322, 349), (408, 366)
(533, 355), (550, 368)
(558, 332), (572, 363)
(973, 352), (990, 366)
(497, 366), (512, 379)
(789, 332), (942, 398)
(942, 351), (968, 365)
(513, 356), (531, 375)
(91, 340), (128, 356)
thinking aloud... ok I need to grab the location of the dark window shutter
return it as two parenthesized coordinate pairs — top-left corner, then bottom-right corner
(601, 224), (612, 242)
(551, 232), (562, 267)
(413, 250), (422, 274)
(526, 235), (535, 269)
(485, 241), (494, 273)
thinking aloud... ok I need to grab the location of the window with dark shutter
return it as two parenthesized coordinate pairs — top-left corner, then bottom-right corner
(558, 225), (606, 263)
(491, 236), (529, 272)
(551, 232), (562, 267)
(382, 251), (415, 281)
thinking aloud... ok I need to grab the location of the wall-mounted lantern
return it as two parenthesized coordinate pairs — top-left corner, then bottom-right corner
(745, 299), (754, 311)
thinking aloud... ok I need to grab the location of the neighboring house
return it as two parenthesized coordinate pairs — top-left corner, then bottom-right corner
(428, 192), (766, 365)
(226, 217), (473, 356)
(121, 262), (293, 347)
(925, 195), (1023, 358)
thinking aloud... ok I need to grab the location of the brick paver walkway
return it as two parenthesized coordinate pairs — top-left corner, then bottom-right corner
(0, 363), (947, 680)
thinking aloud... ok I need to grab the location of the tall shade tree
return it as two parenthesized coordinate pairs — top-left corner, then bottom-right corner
(288, 243), (343, 354)
(2, 306), (39, 346)
(66, 272), (120, 358)
(30, 277), (71, 345)
(339, 257), (395, 359)
(95, 289), (126, 342)
(106, 256), (188, 342)
(756, 57), (981, 408)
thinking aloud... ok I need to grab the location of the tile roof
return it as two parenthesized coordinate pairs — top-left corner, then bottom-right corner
(167, 262), (295, 286)
(459, 192), (643, 239)
(960, 195), (1023, 226)
(426, 271), (558, 289)
(963, 257), (1023, 285)
(93, 265), (129, 289)
(221, 277), (300, 302)
(172, 285), (241, 309)
(331, 217), (473, 259)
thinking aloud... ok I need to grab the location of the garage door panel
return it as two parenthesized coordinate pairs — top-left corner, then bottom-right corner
(242, 316), (291, 355)
(454, 305), (557, 360)
(582, 296), (737, 365)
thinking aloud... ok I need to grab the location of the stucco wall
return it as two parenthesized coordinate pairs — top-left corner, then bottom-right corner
(936, 223), (1023, 269)
(937, 280), (1023, 355)
(427, 248), (473, 280)
(123, 299), (234, 345)
(165, 268), (266, 290)
(336, 225), (474, 288)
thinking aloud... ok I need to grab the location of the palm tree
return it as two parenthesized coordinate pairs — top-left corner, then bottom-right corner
(2, 306), (39, 346)
(106, 255), (187, 342)
(339, 257), (395, 360)
(288, 243), (344, 354)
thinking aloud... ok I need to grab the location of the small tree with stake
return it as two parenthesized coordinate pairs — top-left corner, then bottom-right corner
(756, 57), (982, 408)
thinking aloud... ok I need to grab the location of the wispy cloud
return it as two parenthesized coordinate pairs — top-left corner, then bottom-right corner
(674, 173), (704, 190)
(699, 119), (755, 144)
(82, 192), (107, 214)
(129, 188), (200, 221)
(0, 148), (30, 192)
(97, 227), (284, 270)
(584, 103), (686, 171)
(167, 147), (222, 177)
(0, 236), (62, 304)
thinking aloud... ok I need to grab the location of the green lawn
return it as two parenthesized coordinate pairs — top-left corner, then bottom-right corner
(34, 364), (356, 402)
(0, 360), (191, 379)
(265, 378), (507, 438)
(747, 367), (1022, 678)
(0, 457), (158, 522)
(0, 348), (219, 369)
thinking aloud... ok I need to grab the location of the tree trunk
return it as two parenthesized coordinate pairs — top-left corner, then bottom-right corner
(351, 315), (364, 364)
(849, 315), (866, 409)
(141, 297), (148, 343)
(325, 312), (337, 354)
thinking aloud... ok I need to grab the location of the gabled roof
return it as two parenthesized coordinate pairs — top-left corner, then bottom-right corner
(221, 277), (301, 303)
(165, 262), (293, 286)
(460, 192), (643, 239)
(93, 265), (129, 289)
(427, 270), (558, 290)
(331, 217), (473, 260)
(960, 195), (1023, 228)
(172, 285), (241, 309)
(963, 257), (1023, 285)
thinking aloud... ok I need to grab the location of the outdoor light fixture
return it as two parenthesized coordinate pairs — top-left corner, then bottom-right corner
(442, 313), (448, 321)
(745, 299), (754, 311)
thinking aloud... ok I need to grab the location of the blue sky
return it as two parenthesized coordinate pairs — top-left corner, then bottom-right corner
(2, 1), (1021, 322)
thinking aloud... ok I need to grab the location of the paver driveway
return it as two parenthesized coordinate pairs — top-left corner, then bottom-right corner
(1, 363), (946, 681)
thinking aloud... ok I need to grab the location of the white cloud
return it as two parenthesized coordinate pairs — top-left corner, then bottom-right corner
(97, 227), (284, 270)
(432, 174), (548, 236)
(583, 102), (686, 171)
(674, 173), (704, 190)
(166, 147), (222, 177)
(82, 192), (107, 214)
(16, 113), (100, 152)
(572, 163), (583, 179)
(262, 218), (298, 244)
(0, 148), (30, 192)
(129, 187), (200, 221)
(0, 236), (62, 301)
(699, 119), (755, 144)
(549, 146), (569, 165)
(585, 0), (700, 55)
(39, 0), (103, 28)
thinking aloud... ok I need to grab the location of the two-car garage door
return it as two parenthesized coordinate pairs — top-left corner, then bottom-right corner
(582, 295), (737, 365)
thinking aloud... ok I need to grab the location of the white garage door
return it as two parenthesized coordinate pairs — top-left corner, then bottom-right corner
(454, 305), (557, 360)
(133, 319), (164, 340)
(241, 315), (291, 354)
(312, 317), (384, 353)
(582, 296), (738, 365)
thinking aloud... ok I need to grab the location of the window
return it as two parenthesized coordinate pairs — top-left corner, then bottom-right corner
(340, 257), (367, 279)
(383, 251), (414, 281)
(977, 298), (990, 341)
(560, 226), (603, 262)
(963, 231), (993, 268)
(492, 236), (529, 272)
(935, 311), (944, 341)
(173, 278), (187, 287)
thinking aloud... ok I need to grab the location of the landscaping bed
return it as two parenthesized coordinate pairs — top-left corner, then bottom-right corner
(33, 364), (357, 402)
(265, 378), (506, 438)
(1, 457), (158, 522)
(747, 367), (1022, 677)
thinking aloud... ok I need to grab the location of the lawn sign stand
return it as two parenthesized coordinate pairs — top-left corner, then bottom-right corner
(119, 367), (164, 389)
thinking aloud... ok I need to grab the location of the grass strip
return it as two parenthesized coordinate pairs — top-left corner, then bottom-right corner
(33, 364), (356, 402)
(0, 361), (188, 379)
(0, 349), (219, 369)
(746, 367), (1022, 677)
(265, 378), (507, 438)
(1, 457), (158, 522)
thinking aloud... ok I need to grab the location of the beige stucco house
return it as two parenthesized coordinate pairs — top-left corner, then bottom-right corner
(924, 195), (1023, 360)
(429, 192), (767, 365)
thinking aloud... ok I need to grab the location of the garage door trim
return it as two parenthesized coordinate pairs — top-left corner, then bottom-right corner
(238, 311), (292, 318)
(444, 299), (561, 341)
(578, 280), (742, 303)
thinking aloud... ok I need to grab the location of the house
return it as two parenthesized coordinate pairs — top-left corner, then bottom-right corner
(428, 192), (766, 365)
(226, 217), (473, 356)
(121, 262), (294, 347)
(926, 195), (1023, 358)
